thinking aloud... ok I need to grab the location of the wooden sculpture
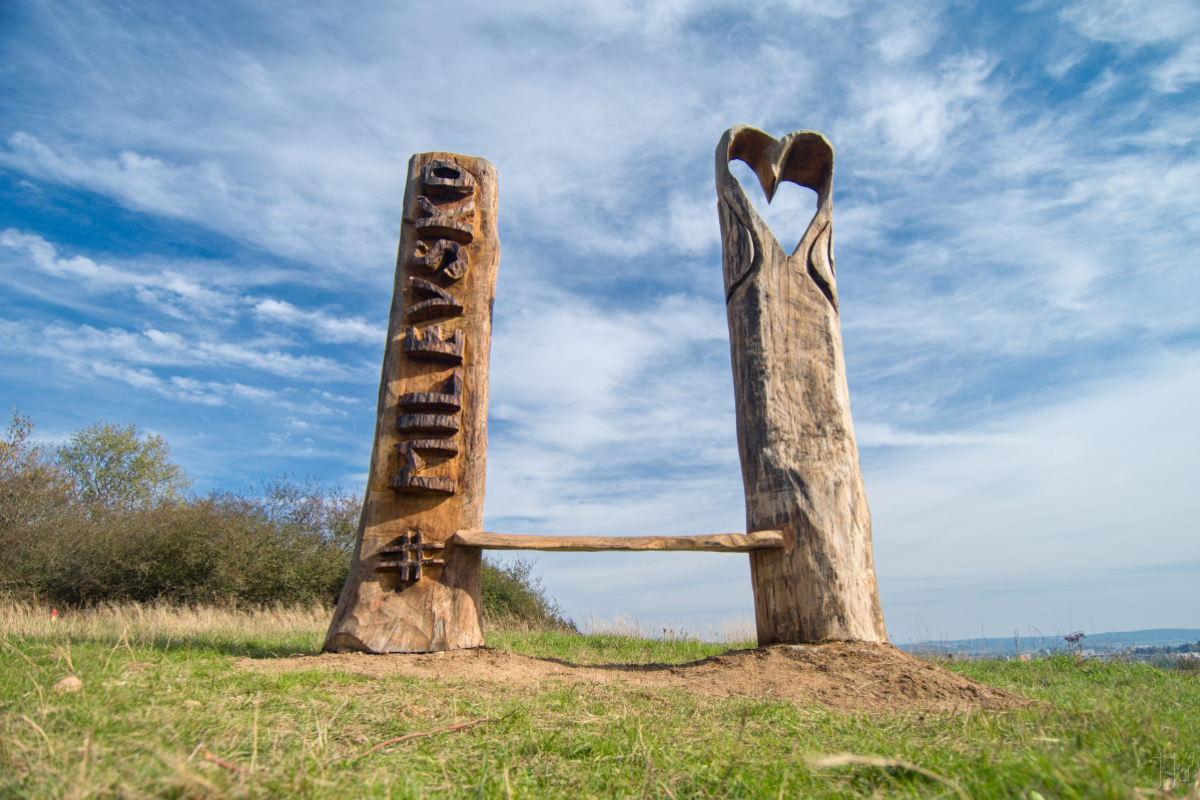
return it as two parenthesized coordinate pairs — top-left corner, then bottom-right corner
(715, 125), (888, 645)
(327, 129), (886, 654)
(324, 152), (499, 654)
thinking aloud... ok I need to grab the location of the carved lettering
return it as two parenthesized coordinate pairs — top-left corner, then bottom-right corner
(391, 440), (457, 495)
(374, 529), (446, 581)
(404, 325), (464, 363)
(398, 368), (462, 414)
(412, 239), (468, 282)
(396, 413), (460, 435)
(390, 474), (456, 495)
(406, 277), (464, 322)
(393, 438), (459, 456)
(420, 160), (476, 201)
(414, 195), (475, 244)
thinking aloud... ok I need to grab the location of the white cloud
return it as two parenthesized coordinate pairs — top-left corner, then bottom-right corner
(665, 186), (721, 256)
(0, 133), (232, 219)
(855, 423), (1014, 448)
(0, 133), (399, 274)
(0, 319), (351, 382)
(851, 51), (998, 164)
(831, 95), (1200, 416)
(1061, 0), (1200, 91)
(253, 298), (383, 345)
(772, 0), (858, 19)
(1154, 41), (1200, 92)
(1, 228), (236, 318)
(2, 229), (387, 350)
(871, 350), (1200, 638)
(0, 0), (838, 272)
(491, 289), (727, 451)
(1061, 0), (1200, 46)
(485, 287), (740, 540)
(869, 4), (941, 63)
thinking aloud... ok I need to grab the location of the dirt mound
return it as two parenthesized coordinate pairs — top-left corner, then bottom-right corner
(239, 642), (1027, 714)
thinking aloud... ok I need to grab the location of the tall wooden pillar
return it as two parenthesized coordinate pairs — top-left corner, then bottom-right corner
(715, 126), (887, 645)
(325, 152), (500, 653)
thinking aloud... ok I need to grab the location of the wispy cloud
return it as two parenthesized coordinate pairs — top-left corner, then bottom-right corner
(1061, 0), (1200, 92)
(2, 229), (386, 346)
(252, 298), (383, 345)
(1, 228), (236, 316)
(851, 52), (997, 164)
(871, 349), (1200, 639)
(1, 133), (232, 218)
(0, 319), (351, 382)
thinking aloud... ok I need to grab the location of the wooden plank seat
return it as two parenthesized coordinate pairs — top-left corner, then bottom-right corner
(451, 529), (784, 553)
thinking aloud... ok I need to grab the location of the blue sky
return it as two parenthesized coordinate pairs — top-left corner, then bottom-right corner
(2, 0), (1197, 642)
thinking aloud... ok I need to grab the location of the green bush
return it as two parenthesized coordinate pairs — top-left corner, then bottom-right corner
(481, 556), (576, 631)
(38, 491), (355, 605)
(0, 411), (357, 606)
(0, 410), (72, 530)
(2, 485), (359, 606)
(1, 411), (569, 625)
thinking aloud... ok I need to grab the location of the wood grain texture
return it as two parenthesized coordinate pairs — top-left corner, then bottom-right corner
(324, 152), (499, 654)
(716, 125), (887, 645)
(452, 530), (784, 553)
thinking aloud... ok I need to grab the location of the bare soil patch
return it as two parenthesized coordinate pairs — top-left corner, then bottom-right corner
(239, 642), (1028, 714)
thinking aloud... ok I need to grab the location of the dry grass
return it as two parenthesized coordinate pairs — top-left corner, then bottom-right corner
(0, 599), (757, 670)
(0, 598), (331, 647)
(1, 599), (755, 649)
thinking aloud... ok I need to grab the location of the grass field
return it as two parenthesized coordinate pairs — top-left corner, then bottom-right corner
(2, 602), (1198, 798)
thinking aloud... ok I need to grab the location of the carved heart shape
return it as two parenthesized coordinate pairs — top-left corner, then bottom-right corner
(715, 125), (837, 308)
(724, 126), (832, 208)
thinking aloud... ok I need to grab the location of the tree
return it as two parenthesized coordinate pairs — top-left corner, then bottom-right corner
(1, 409), (71, 530)
(57, 422), (190, 510)
(0, 409), (38, 478)
(1, 410), (73, 596)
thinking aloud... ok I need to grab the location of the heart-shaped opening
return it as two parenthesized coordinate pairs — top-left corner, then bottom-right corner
(727, 158), (819, 257)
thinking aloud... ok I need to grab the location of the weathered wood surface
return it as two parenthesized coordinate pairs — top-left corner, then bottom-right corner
(452, 530), (784, 553)
(324, 152), (500, 654)
(716, 125), (887, 645)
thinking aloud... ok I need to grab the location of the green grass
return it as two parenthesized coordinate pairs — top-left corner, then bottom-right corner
(2, 604), (1198, 798)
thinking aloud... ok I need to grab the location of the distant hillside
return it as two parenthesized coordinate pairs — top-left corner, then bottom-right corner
(898, 628), (1200, 656)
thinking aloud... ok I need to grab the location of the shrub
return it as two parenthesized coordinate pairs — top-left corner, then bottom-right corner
(2, 484), (358, 606)
(0, 412), (569, 625)
(0, 410), (74, 593)
(0, 410), (359, 605)
(0, 409), (72, 530)
(481, 556), (576, 631)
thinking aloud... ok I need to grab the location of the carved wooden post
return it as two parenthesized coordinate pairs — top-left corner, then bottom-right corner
(715, 126), (887, 645)
(325, 152), (499, 653)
